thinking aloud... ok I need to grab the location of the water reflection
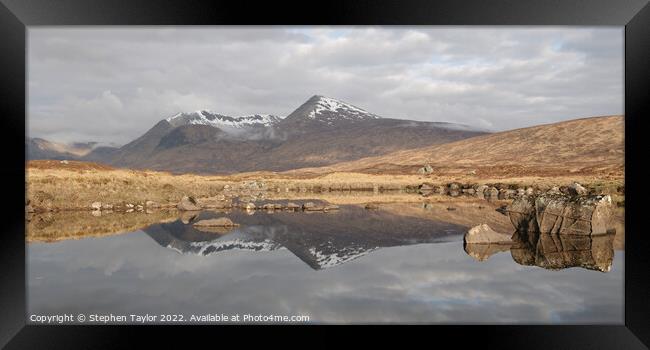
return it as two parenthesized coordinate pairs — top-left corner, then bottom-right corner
(145, 206), (465, 270)
(465, 232), (615, 272)
(26, 203), (625, 323)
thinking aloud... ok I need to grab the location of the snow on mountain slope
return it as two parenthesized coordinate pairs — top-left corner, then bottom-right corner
(166, 110), (282, 129)
(307, 95), (380, 121)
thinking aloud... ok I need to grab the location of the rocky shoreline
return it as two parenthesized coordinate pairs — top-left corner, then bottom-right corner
(27, 175), (623, 215)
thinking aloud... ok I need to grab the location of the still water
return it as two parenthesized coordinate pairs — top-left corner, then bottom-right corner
(27, 203), (624, 324)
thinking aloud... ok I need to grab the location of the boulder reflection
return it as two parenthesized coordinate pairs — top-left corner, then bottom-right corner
(465, 231), (615, 272)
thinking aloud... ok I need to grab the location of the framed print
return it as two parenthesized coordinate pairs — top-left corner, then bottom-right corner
(1, 0), (648, 348)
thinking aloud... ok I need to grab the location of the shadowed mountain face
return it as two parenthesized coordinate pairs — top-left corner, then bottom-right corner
(81, 95), (486, 174)
(144, 206), (466, 270)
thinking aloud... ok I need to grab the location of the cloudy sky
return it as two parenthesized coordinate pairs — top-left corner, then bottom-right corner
(28, 26), (623, 144)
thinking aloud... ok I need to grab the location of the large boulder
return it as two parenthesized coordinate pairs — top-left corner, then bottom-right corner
(507, 193), (614, 235)
(464, 224), (513, 244)
(177, 195), (201, 211)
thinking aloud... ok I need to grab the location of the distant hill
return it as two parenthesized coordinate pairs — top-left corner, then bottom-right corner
(289, 115), (624, 177)
(83, 95), (487, 174)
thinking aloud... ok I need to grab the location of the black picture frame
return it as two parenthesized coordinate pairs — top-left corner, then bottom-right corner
(1, 0), (648, 348)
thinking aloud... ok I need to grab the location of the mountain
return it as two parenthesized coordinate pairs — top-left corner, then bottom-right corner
(83, 95), (488, 174)
(144, 205), (464, 270)
(294, 115), (624, 176)
(26, 138), (112, 161)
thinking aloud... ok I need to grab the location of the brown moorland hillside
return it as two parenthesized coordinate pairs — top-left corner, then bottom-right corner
(288, 115), (624, 178)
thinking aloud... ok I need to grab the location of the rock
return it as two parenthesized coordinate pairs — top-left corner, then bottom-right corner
(262, 203), (276, 210)
(464, 224), (513, 245)
(507, 193), (614, 235)
(91, 210), (101, 217)
(506, 195), (538, 232)
(475, 185), (488, 199)
(467, 170), (477, 175)
(498, 189), (517, 200)
(548, 186), (561, 195)
(145, 200), (159, 208)
(417, 164), (434, 174)
(485, 187), (499, 201)
(60, 160), (69, 164)
(102, 203), (113, 210)
(324, 205), (340, 211)
(135, 205), (144, 211)
(434, 185), (447, 195)
(286, 202), (301, 210)
(125, 203), (135, 208)
(193, 217), (239, 227)
(364, 203), (379, 210)
(447, 207), (456, 211)
(525, 187), (535, 195)
(177, 195), (201, 211)
(448, 183), (461, 190)
(91, 202), (102, 210)
(245, 202), (256, 210)
(462, 188), (475, 195)
(568, 182), (588, 196)
(302, 202), (316, 210)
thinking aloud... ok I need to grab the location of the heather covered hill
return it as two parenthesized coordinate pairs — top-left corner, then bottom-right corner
(290, 115), (624, 178)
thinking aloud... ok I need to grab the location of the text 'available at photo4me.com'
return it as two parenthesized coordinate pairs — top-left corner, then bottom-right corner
(29, 313), (311, 324)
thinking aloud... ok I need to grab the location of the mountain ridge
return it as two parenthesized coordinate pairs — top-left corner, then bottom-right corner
(74, 95), (487, 173)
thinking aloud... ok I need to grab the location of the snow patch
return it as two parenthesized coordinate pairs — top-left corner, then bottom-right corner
(307, 96), (380, 121)
(166, 110), (282, 129)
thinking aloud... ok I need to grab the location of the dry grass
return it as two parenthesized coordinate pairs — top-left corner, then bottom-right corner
(286, 115), (624, 179)
(26, 159), (624, 211)
(26, 210), (180, 242)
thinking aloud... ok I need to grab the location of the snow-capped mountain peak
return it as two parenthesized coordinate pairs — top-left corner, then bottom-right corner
(166, 110), (281, 129)
(306, 95), (380, 122)
(307, 95), (379, 120)
(283, 95), (381, 126)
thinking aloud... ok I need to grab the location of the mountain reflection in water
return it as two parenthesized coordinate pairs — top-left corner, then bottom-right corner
(145, 206), (465, 270)
(27, 202), (624, 323)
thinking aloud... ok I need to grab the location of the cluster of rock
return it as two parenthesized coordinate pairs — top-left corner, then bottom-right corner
(464, 185), (615, 245)
(175, 195), (341, 213)
(89, 200), (161, 214)
(419, 182), (536, 200)
(239, 201), (340, 212)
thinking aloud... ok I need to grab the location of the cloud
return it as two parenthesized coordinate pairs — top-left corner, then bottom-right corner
(27, 230), (624, 323)
(28, 27), (623, 144)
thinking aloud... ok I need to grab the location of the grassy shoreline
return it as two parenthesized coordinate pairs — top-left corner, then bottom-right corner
(26, 160), (624, 212)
